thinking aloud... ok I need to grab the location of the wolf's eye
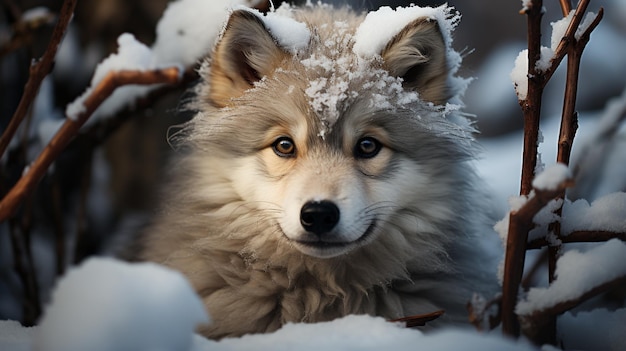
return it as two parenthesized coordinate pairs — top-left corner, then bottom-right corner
(354, 137), (382, 159)
(272, 137), (296, 157)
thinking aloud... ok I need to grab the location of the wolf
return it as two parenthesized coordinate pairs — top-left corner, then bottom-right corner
(137, 3), (499, 339)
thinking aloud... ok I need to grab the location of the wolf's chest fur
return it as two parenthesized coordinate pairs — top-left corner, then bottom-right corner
(138, 4), (497, 339)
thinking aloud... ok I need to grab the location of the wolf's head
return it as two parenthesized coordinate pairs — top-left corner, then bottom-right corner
(185, 6), (477, 263)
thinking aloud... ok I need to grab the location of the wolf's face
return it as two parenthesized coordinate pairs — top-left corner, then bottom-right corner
(189, 8), (475, 259)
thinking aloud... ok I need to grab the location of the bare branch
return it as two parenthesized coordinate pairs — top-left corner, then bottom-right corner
(518, 0), (544, 196)
(0, 67), (182, 222)
(0, 0), (77, 157)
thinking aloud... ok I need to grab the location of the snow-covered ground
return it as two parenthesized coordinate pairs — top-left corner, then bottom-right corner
(1, 0), (625, 350)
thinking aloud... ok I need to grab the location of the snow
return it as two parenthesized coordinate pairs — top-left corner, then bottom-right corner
(562, 192), (626, 234)
(152, 0), (255, 67)
(511, 49), (529, 100)
(531, 163), (571, 191)
(0, 320), (35, 351)
(352, 4), (468, 106)
(516, 239), (626, 316)
(66, 0), (257, 123)
(353, 5), (459, 59)
(256, 7), (311, 54)
(65, 33), (155, 121)
(20, 7), (52, 22)
(32, 258), (208, 351)
(0, 258), (539, 351)
(520, 0), (533, 12)
(197, 315), (537, 351)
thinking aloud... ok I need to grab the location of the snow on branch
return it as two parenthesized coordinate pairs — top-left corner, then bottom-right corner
(0, 66), (182, 222)
(500, 171), (574, 336)
(516, 239), (626, 338)
(510, 0), (603, 195)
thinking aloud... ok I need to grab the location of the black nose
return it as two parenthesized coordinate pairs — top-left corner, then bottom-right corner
(300, 200), (340, 236)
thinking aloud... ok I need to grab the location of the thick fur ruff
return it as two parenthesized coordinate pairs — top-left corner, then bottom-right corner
(137, 4), (498, 339)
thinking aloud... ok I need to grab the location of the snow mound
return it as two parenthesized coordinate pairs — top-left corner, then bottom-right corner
(33, 257), (209, 351)
(196, 314), (537, 351)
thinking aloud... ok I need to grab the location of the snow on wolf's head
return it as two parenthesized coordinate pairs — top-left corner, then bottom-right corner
(185, 4), (478, 262)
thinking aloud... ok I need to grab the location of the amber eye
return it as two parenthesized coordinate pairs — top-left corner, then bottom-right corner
(272, 137), (296, 157)
(354, 137), (382, 159)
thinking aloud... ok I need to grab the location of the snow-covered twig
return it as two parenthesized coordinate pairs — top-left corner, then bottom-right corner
(0, 67), (182, 222)
(0, 0), (76, 158)
(501, 177), (574, 337)
(517, 239), (626, 341)
(504, 0), (604, 342)
(549, 0), (603, 283)
(520, 275), (626, 342)
(542, 0), (603, 87)
(527, 230), (626, 249)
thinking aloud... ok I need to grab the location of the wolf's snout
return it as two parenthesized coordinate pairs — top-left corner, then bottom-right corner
(300, 201), (340, 236)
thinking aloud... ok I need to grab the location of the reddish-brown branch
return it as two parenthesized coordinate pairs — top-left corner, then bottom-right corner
(550, 2), (603, 286)
(518, 0), (544, 196)
(542, 0), (603, 86)
(0, 67), (182, 222)
(0, 0), (77, 157)
(501, 179), (573, 337)
(558, 0), (572, 16)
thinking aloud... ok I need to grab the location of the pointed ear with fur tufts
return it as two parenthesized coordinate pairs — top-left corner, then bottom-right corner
(381, 18), (449, 105)
(208, 10), (288, 107)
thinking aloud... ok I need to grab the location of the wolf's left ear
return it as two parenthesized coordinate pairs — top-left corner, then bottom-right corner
(209, 10), (288, 107)
(381, 18), (449, 105)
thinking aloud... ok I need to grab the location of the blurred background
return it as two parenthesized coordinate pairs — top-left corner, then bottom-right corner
(1, 0), (625, 325)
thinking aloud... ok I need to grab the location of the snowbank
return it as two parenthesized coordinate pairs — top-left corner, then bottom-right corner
(1, 257), (537, 351)
(32, 258), (208, 351)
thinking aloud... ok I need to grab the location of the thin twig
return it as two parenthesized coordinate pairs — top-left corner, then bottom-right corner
(0, 0), (77, 157)
(389, 310), (445, 328)
(541, 0), (602, 86)
(518, 0), (544, 196)
(558, 0), (572, 16)
(0, 67), (182, 222)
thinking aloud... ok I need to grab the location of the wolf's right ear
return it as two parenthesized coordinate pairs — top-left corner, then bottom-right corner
(208, 10), (287, 107)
